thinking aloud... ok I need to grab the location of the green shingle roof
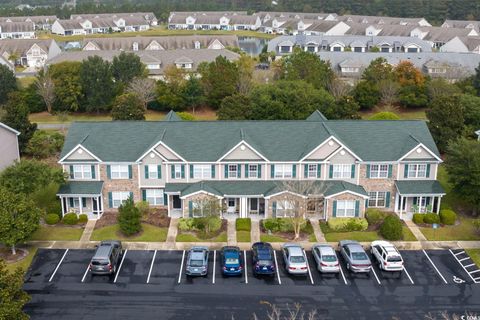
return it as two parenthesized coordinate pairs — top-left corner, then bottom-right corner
(395, 180), (445, 195)
(165, 180), (367, 198)
(57, 181), (104, 195)
(164, 110), (182, 121)
(60, 118), (440, 162)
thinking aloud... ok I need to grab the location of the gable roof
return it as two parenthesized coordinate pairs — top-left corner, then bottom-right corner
(306, 110), (328, 121)
(0, 122), (20, 135)
(164, 110), (182, 121)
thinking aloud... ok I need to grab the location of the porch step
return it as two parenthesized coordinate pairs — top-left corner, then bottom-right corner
(80, 220), (97, 243)
(227, 220), (237, 245)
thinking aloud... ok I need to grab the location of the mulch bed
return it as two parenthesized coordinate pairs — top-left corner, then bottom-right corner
(178, 219), (227, 240)
(94, 208), (170, 230)
(259, 220), (312, 241)
(0, 247), (28, 263)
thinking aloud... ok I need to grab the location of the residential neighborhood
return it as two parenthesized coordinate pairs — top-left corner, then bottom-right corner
(1, 2), (480, 319)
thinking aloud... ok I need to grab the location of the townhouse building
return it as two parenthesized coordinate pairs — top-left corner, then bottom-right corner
(0, 15), (57, 30)
(0, 21), (35, 39)
(0, 122), (20, 171)
(57, 111), (444, 221)
(0, 39), (61, 68)
(168, 12), (261, 31)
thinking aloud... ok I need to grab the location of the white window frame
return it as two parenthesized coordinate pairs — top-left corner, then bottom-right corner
(248, 164), (258, 178)
(370, 164), (389, 178)
(193, 165), (211, 179)
(274, 164), (293, 179)
(368, 191), (386, 208)
(336, 200), (355, 217)
(146, 189), (164, 205)
(174, 165), (182, 179)
(73, 198), (80, 208)
(407, 164), (427, 178)
(147, 165), (158, 179)
(332, 164), (351, 179)
(111, 165), (129, 179)
(73, 165), (92, 179)
(112, 191), (130, 208)
(276, 200), (294, 217)
(308, 164), (317, 178)
(228, 164), (238, 178)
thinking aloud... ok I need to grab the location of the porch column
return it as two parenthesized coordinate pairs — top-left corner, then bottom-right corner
(240, 197), (248, 218)
(436, 197), (441, 214)
(60, 196), (65, 217)
(399, 196), (404, 220)
(419, 196), (423, 213)
(78, 197), (83, 215)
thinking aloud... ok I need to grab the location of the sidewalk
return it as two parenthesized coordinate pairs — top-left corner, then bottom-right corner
(309, 218), (326, 243)
(404, 220), (428, 241)
(166, 218), (179, 244)
(251, 220), (261, 243)
(227, 220), (237, 245)
(79, 220), (96, 243)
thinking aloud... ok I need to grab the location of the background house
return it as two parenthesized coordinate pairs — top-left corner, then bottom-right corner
(0, 21), (35, 39)
(0, 39), (61, 68)
(0, 122), (20, 171)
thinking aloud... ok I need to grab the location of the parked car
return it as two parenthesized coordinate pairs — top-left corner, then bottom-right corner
(89, 240), (123, 275)
(312, 244), (340, 274)
(220, 246), (243, 276)
(339, 240), (372, 274)
(185, 246), (209, 277)
(251, 242), (276, 276)
(282, 243), (308, 275)
(370, 240), (404, 272)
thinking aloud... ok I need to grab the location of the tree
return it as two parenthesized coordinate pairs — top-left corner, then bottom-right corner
(473, 62), (480, 96)
(0, 64), (17, 105)
(155, 80), (184, 111)
(460, 94), (480, 137)
(80, 56), (116, 113)
(163, 64), (187, 88)
(398, 84), (428, 108)
(444, 138), (480, 215)
(361, 58), (394, 83)
(0, 92), (37, 152)
(0, 159), (65, 196)
(0, 261), (30, 320)
(377, 79), (400, 105)
(25, 130), (64, 159)
(34, 69), (55, 114)
(200, 55), (239, 109)
(180, 76), (205, 113)
(190, 195), (222, 235)
(426, 95), (464, 153)
(0, 186), (41, 255)
(48, 61), (83, 112)
(394, 60), (425, 87)
(353, 81), (380, 110)
(279, 48), (334, 90)
(21, 82), (46, 113)
(217, 94), (253, 120)
(111, 51), (147, 86)
(127, 77), (156, 110)
(236, 54), (255, 95)
(111, 93), (146, 120)
(117, 196), (142, 236)
(427, 78), (461, 101)
(327, 78), (351, 100)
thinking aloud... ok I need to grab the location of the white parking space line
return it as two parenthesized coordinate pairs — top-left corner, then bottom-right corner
(454, 251), (465, 256)
(212, 250), (216, 284)
(465, 263), (476, 268)
(303, 250), (314, 285)
(423, 250), (448, 284)
(449, 249), (480, 284)
(81, 264), (90, 283)
(371, 267), (381, 285)
(273, 250), (281, 285)
(470, 269), (480, 274)
(335, 252), (348, 285)
(177, 250), (185, 284)
(403, 266), (415, 285)
(244, 250), (248, 284)
(113, 249), (128, 283)
(48, 249), (69, 282)
(146, 250), (157, 284)
(459, 257), (471, 262)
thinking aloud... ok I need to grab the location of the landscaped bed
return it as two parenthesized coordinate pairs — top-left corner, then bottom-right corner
(1, 246), (38, 273)
(30, 225), (84, 241)
(259, 218), (316, 242)
(94, 209), (171, 229)
(319, 222), (416, 242)
(91, 223), (168, 242)
(176, 218), (228, 243)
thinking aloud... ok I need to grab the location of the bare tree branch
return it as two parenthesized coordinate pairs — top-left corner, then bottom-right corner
(35, 70), (55, 114)
(127, 77), (157, 110)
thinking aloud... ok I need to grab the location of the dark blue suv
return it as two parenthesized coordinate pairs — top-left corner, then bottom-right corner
(221, 246), (243, 276)
(251, 242), (276, 276)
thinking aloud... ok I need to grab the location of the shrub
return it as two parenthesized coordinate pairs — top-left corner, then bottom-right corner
(439, 209), (456, 225)
(380, 215), (403, 241)
(25, 130), (65, 159)
(236, 218), (251, 231)
(45, 213), (60, 225)
(412, 213), (424, 224)
(78, 214), (88, 224)
(117, 197), (142, 236)
(178, 218), (194, 231)
(136, 201), (150, 216)
(327, 218), (368, 232)
(424, 212), (440, 224)
(262, 218), (294, 233)
(263, 218), (279, 232)
(369, 112), (400, 120)
(365, 209), (388, 225)
(62, 213), (78, 225)
(473, 219), (480, 233)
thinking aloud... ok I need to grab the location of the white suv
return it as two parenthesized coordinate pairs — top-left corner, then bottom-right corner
(370, 241), (404, 272)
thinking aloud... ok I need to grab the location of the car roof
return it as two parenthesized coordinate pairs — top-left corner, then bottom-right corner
(93, 245), (112, 259)
(286, 246), (304, 256)
(345, 243), (365, 252)
(190, 251), (206, 260)
(316, 245), (336, 255)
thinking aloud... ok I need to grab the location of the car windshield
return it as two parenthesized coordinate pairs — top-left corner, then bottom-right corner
(190, 259), (204, 267)
(351, 252), (368, 260)
(258, 260), (273, 266)
(226, 258), (239, 265)
(322, 255), (337, 262)
(91, 260), (109, 266)
(290, 256), (305, 263)
(387, 256), (402, 262)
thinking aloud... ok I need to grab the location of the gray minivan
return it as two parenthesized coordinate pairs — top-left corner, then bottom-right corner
(89, 240), (123, 275)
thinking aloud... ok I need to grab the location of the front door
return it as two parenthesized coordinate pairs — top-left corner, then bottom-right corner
(173, 195), (182, 209)
(227, 198), (236, 213)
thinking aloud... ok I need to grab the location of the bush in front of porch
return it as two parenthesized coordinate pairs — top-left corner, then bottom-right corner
(176, 217), (227, 242)
(259, 218), (316, 242)
(90, 223), (168, 242)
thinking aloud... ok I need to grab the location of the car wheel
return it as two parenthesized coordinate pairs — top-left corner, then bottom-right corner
(346, 263), (350, 271)
(378, 262), (382, 270)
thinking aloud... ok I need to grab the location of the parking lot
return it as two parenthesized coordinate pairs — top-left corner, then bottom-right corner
(25, 248), (479, 288)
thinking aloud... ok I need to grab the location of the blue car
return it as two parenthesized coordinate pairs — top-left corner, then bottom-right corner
(251, 242), (276, 276)
(221, 246), (243, 276)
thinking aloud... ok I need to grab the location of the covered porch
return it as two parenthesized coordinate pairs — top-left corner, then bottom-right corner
(57, 181), (104, 220)
(394, 180), (446, 220)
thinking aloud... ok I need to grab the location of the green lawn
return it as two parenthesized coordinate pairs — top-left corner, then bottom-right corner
(176, 231), (227, 242)
(320, 222), (418, 242)
(466, 249), (480, 268)
(260, 234), (288, 243)
(91, 223), (167, 242)
(5, 247), (38, 273)
(30, 226), (84, 241)
(419, 216), (480, 241)
(17, 76), (36, 89)
(237, 231), (251, 242)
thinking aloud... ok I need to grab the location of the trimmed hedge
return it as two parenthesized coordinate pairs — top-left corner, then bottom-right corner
(62, 213), (79, 225)
(45, 213), (60, 225)
(439, 209), (456, 225)
(380, 215), (403, 241)
(327, 218), (368, 232)
(78, 214), (88, 224)
(412, 213), (424, 224)
(365, 209), (388, 225)
(236, 218), (251, 231)
(424, 212), (440, 224)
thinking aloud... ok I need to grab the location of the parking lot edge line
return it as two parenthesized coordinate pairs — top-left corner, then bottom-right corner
(48, 249), (69, 283)
(213, 250), (216, 285)
(423, 250), (448, 284)
(273, 250), (281, 285)
(113, 249), (128, 284)
(178, 250), (185, 284)
(147, 250), (157, 284)
(403, 266), (415, 285)
(449, 249), (478, 284)
(244, 250), (248, 284)
(304, 249), (314, 285)
(371, 267), (381, 285)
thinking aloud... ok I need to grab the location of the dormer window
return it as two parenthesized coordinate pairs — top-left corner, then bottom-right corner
(133, 42), (139, 51)
(194, 41), (201, 49)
